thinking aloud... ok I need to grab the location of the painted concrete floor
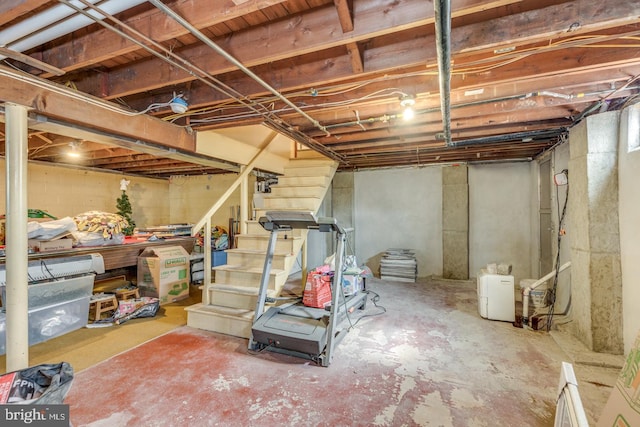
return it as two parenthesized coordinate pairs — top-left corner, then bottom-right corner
(65, 277), (619, 426)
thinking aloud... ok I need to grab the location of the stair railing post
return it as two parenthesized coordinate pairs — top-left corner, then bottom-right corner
(203, 217), (212, 305)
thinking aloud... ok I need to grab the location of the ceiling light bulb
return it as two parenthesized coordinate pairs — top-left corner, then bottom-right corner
(399, 94), (416, 121)
(403, 106), (415, 121)
(67, 141), (81, 158)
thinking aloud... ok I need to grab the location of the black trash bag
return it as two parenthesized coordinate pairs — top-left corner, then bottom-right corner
(0, 362), (74, 404)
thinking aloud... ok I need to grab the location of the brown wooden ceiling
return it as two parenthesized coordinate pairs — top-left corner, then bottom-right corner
(1, 0), (639, 178)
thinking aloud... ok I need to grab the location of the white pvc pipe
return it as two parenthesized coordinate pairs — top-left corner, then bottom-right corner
(522, 261), (571, 326)
(0, 0), (147, 58)
(4, 103), (30, 372)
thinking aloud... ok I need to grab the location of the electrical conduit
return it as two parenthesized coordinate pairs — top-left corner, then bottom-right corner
(0, 0), (147, 60)
(522, 261), (571, 329)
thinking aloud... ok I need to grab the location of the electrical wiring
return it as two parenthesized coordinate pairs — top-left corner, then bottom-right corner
(183, 31), (640, 126)
(348, 290), (387, 329)
(546, 172), (569, 332)
(187, 88), (413, 125)
(164, 29), (640, 125)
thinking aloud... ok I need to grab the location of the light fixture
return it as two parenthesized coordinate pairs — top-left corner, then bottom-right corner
(169, 96), (189, 114)
(67, 140), (82, 158)
(138, 93), (189, 115)
(554, 169), (569, 186)
(399, 95), (416, 121)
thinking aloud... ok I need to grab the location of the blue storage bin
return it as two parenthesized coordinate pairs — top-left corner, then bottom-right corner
(212, 250), (227, 267)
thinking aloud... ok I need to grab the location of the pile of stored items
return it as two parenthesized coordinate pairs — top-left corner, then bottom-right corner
(23, 210), (130, 252)
(380, 248), (417, 282)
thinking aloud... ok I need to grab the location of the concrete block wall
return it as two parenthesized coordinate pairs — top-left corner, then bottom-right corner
(354, 167), (443, 278)
(442, 165), (469, 280)
(468, 162), (532, 287)
(568, 111), (623, 354)
(0, 160), (170, 226)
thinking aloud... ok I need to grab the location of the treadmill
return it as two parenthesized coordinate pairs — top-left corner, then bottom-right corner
(248, 211), (367, 367)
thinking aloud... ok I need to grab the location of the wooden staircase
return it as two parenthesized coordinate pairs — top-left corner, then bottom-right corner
(185, 158), (338, 338)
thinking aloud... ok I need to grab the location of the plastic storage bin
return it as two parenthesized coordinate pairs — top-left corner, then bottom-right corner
(0, 295), (90, 355)
(212, 250), (227, 267)
(1, 274), (94, 308)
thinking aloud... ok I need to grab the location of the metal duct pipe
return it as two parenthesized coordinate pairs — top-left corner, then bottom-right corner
(0, 0), (147, 60)
(450, 128), (567, 147)
(434, 0), (452, 146)
(148, 0), (330, 137)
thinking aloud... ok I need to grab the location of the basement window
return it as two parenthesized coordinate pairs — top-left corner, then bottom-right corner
(627, 103), (640, 153)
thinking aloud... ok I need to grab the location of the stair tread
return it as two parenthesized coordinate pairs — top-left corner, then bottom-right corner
(185, 302), (254, 319)
(213, 265), (286, 275)
(270, 184), (326, 189)
(208, 284), (278, 297)
(262, 194), (321, 199)
(225, 248), (292, 257)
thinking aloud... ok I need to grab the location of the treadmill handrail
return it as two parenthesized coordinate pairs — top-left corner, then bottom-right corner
(258, 211), (344, 234)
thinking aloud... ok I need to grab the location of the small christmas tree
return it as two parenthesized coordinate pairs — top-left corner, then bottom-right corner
(116, 179), (136, 236)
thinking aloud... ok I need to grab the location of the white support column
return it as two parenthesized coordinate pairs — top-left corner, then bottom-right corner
(5, 103), (30, 371)
(240, 166), (248, 235)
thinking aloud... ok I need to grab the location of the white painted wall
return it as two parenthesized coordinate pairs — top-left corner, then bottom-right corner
(353, 167), (443, 278)
(469, 162), (532, 286)
(618, 106), (640, 354)
(168, 174), (255, 229)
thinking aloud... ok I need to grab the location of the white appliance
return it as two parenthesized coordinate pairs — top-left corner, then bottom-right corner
(477, 269), (515, 322)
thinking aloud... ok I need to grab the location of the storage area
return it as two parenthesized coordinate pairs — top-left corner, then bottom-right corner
(0, 273), (95, 355)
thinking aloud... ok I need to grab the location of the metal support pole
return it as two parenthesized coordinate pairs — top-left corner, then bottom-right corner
(301, 239), (308, 285)
(323, 229), (346, 367)
(5, 103), (30, 371)
(248, 228), (278, 350)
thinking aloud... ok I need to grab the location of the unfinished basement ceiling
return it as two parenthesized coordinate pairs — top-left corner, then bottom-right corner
(0, 0), (639, 178)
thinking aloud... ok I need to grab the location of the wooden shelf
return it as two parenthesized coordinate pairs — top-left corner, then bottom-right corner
(1, 236), (196, 271)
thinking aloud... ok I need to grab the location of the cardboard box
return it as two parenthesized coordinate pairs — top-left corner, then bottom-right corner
(597, 329), (640, 427)
(28, 238), (73, 252)
(137, 246), (190, 305)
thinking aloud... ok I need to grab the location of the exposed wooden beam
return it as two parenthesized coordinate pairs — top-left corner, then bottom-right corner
(0, 0), (48, 27)
(334, 0), (354, 33)
(0, 47), (65, 76)
(70, 0), (523, 98)
(114, 0), (640, 118)
(345, 42), (364, 74)
(38, 0), (289, 74)
(0, 66), (195, 154)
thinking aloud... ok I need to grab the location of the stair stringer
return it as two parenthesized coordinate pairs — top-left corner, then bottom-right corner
(186, 158), (338, 338)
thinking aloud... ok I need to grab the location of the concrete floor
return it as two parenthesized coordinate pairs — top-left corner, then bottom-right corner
(59, 277), (620, 426)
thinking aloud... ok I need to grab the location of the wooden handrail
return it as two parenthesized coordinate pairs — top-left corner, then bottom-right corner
(191, 131), (277, 301)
